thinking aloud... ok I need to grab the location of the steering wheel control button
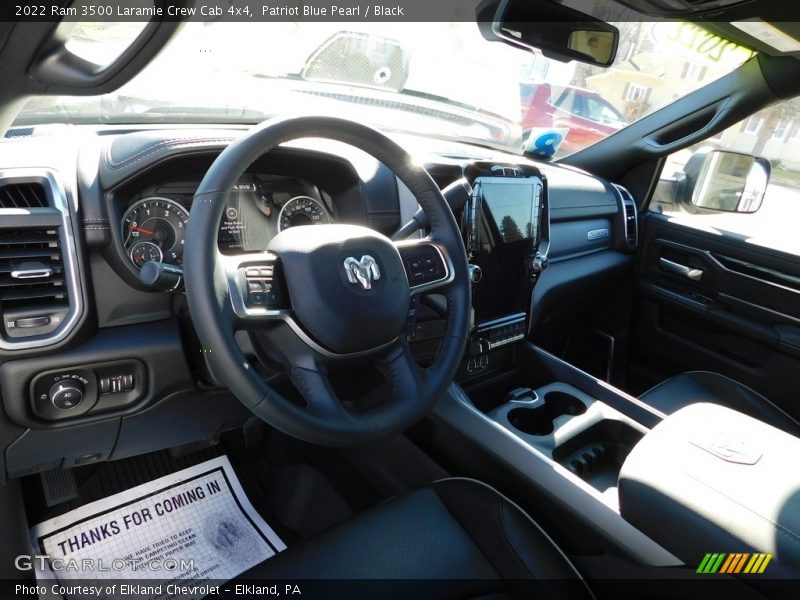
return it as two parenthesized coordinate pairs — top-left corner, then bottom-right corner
(49, 381), (84, 410)
(401, 244), (447, 288)
(249, 292), (266, 306)
(242, 262), (286, 310)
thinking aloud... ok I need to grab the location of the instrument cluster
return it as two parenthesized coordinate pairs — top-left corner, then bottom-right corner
(120, 176), (335, 270)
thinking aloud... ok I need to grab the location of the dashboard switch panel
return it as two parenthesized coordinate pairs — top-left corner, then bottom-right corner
(30, 360), (146, 421)
(99, 373), (135, 395)
(31, 369), (96, 419)
(474, 313), (528, 353)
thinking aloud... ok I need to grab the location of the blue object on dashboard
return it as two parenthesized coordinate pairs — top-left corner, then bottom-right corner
(524, 128), (568, 159)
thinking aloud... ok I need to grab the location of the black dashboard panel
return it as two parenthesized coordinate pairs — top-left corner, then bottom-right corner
(538, 163), (620, 222)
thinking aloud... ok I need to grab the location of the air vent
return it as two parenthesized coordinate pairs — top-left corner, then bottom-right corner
(0, 227), (69, 336)
(0, 181), (48, 208)
(0, 169), (82, 349)
(491, 166), (524, 178)
(614, 185), (639, 250)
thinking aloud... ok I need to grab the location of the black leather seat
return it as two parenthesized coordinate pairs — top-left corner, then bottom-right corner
(640, 371), (800, 436)
(240, 478), (593, 599)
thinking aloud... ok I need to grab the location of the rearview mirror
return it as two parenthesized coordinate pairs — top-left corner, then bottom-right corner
(488, 0), (619, 67)
(682, 149), (771, 213)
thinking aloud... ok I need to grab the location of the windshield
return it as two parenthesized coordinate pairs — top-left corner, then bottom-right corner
(14, 21), (753, 157)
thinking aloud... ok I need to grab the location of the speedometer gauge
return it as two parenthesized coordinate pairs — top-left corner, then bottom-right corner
(278, 196), (332, 232)
(121, 197), (189, 269)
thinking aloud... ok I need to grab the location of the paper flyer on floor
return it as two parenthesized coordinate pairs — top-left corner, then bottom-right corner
(30, 456), (287, 600)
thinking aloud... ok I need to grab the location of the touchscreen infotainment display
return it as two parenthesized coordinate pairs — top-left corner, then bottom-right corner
(468, 175), (545, 325)
(481, 181), (540, 244)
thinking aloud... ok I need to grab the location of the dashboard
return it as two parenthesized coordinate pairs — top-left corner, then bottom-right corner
(0, 124), (637, 481)
(119, 175), (336, 270)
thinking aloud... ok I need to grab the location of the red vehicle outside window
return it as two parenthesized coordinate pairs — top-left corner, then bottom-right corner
(520, 82), (628, 154)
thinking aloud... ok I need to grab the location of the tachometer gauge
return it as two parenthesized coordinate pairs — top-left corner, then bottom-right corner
(278, 196), (332, 231)
(121, 197), (189, 268)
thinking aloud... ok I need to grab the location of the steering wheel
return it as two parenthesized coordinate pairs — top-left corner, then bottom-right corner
(184, 116), (470, 446)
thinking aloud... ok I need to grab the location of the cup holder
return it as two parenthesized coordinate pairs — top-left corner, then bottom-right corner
(507, 391), (587, 436)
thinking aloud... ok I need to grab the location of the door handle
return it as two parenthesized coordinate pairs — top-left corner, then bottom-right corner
(659, 257), (704, 282)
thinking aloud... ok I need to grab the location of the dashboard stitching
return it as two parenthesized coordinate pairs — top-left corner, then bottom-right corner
(105, 137), (236, 170)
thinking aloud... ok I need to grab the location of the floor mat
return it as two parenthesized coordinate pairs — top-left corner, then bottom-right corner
(26, 440), (364, 547)
(30, 447), (225, 522)
(31, 456), (286, 599)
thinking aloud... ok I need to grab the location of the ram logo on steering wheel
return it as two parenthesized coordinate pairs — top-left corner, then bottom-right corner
(343, 255), (381, 290)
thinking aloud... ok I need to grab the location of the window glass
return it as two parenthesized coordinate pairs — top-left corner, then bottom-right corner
(653, 98), (800, 256)
(15, 21), (753, 159)
(65, 22), (149, 68)
(584, 96), (625, 124)
(552, 87), (579, 114)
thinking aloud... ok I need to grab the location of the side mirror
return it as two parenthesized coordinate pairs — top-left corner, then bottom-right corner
(487, 0), (619, 67)
(680, 149), (771, 213)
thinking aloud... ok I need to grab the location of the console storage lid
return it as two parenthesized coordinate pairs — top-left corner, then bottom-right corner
(618, 403), (800, 578)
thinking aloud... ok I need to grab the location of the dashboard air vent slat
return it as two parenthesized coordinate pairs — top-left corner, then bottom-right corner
(0, 247), (63, 260)
(0, 181), (48, 208)
(0, 228), (68, 309)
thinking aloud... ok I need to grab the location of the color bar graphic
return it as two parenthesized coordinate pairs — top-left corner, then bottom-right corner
(698, 553), (773, 574)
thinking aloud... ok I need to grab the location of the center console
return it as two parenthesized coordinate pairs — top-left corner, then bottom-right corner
(432, 164), (683, 567)
(429, 162), (800, 576)
(456, 165), (649, 504)
(437, 340), (679, 566)
(619, 403), (800, 578)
